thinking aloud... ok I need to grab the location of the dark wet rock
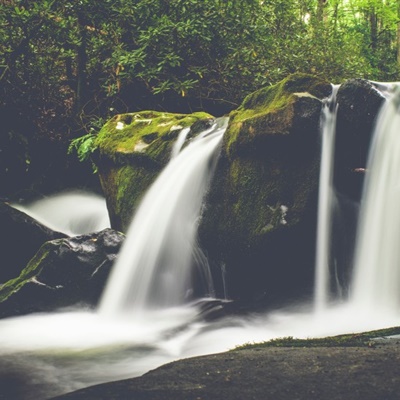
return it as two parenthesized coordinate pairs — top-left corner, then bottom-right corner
(50, 340), (400, 400)
(0, 228), (124, 318)
(335, 79), (385, 201)
(200, 74), (331, 304)
(0, 202), (66, 283)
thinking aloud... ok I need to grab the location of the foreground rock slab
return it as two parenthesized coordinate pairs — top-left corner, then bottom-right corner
(0, 228), (124, 318)
(50, 341), (400, 400)
(0, 202), (66, 283)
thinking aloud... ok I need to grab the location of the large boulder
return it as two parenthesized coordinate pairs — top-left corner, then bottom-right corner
(199, 74), (332, 304)
(0, 202), (66, 283)
(0, 228), (124, 318)
(94, 111), (215, 232)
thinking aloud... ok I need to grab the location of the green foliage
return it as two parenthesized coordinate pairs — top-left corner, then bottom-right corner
(1, 0), (400, 148)
(68, 133), (98, 163)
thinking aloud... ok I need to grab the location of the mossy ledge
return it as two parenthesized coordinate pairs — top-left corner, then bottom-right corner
(94, 110), (215, 231)
(234, 326), (400, 350)
(0, 240), (58, 302)
(95, 111), (214, 167)
(225, 73), (332, 156)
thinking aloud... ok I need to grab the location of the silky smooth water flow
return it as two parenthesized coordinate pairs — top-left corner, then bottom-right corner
(12, 190), (110, 236)
(99, 118), (227, 314)
(314, 85), (339, 312)
(2, 89), (400, 399)
(350, 88), (400, 315)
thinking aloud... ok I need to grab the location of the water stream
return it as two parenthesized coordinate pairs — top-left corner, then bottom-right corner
(99, 118), (226, 315)
(350, 88), (400, 315)
(314, 85), (339, 312)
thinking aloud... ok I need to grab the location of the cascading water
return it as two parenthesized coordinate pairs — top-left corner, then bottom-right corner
(314, 85), (339, 312)
(350, 88), (400, 315)
(99, 118), (227, 315)
(12, 190), (110, 236)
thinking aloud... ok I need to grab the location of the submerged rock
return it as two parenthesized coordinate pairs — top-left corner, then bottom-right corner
(0, 228), (124, 318)
(94, 111), (214, 231)
(0, 202), (66, 283)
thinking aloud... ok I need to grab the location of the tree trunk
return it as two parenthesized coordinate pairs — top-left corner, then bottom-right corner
(397, 0), (400, 66)
(369, 7), (378, 51)
(317, 0), (328, 23)
(76, 12), (87, 113)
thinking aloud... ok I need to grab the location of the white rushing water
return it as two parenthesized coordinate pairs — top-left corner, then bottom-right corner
(12, 190), (110, 236)
(99, 119), (227, 315)
(350, 88), (400, 315)
(314, 85), (339, 312)
(2, 90), (400, 399)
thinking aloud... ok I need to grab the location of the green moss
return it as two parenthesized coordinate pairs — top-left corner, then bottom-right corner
(233, 326), (400, 350)
(0, 241), (58, 302)
(241, 73), (331, 111)
(228, 158), (283, 238)
(225, 73), (331, 154)
(95, 111), (214, 166)
(94, 110), (214, 231)
(114, 165), (159, 231)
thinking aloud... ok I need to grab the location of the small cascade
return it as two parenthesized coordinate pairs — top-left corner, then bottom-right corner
(314, 85), (339, 312)
(350, 88), (400, 314)
(170, 126), (191, 158)
(12, 190), (110, 236)
(99, 118), (228, 315)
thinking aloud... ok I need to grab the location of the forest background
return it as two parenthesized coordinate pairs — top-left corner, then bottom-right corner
(1, 0), (399, 196)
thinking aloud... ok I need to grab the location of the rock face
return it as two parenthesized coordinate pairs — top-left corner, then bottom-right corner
(199, 74), (332, 303)
(0, 229), (124, 318)
(0, 202), (66, 283)
(335, 79), (385, 201)
(94, 111), (214, 232)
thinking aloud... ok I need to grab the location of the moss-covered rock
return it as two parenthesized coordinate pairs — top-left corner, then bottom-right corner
(0, 229), (124, 318)
(199, 74), (332, 304)
(95, 111), (214, 231)
(226, 73), (332, 156)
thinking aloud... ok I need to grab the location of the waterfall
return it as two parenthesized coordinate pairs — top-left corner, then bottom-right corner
(4, 89), (400, 400)
(99, 118), (228, 315)
(350, 89), (400, 314)
(314, 85), (339, 312)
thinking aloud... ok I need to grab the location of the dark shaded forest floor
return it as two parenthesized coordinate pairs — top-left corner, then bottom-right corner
(50, 337), (400, 400)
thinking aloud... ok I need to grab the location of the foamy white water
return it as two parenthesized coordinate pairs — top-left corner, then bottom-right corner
(314, 85), (339, 312)
(350, 88), (400, 314)
(99, 119), (227, 315)
(12, 190), (110, 236)
(0, 301), (399, 399)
